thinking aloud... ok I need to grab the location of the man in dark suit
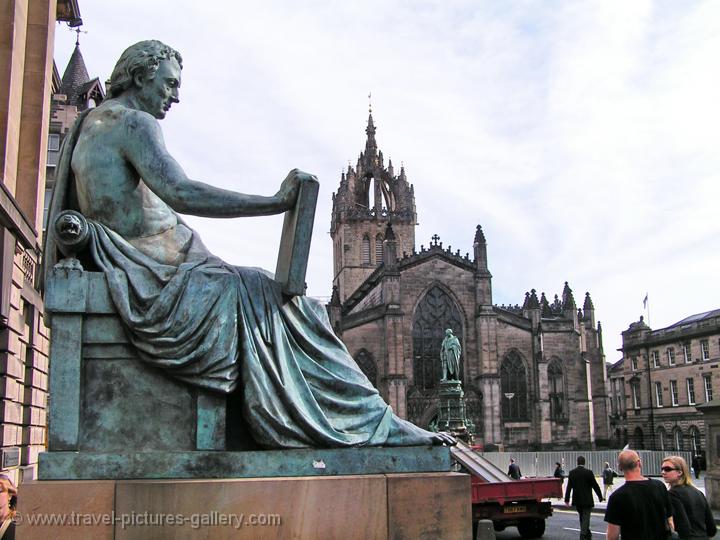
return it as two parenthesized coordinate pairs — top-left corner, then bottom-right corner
(507, 458), (522, 480)
(564, 455), (603, 540)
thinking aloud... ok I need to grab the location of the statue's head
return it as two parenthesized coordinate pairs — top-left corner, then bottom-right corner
(445, 329), (453, 336)
(108, 40), (183, 119)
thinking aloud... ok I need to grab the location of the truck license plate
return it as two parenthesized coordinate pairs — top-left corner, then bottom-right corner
(503, 505), (526, 514)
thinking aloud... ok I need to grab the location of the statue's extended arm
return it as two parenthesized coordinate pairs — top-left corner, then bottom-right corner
(124, 112), (312, 217)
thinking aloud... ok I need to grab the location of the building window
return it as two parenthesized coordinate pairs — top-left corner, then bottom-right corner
(631, 382), (641, 409)
(655, 382), (663, 407)
(361, 235), (371, 264)
(670, 380), (679, 406)
(704, 375), (713, 402)
(355, 349), (378, 387)
(634, 427), (645, 450)
(501, 352), (528, 420)
(375, 234), (383, 264)
(658, 427), (666, 451)
(548, 359), (565, 419)
(616, 379), (626, 415)
(48, 133), (60, 151)
(651, 351), (660, 368)
(667, 348), (675, 366)
(673, 427), (683, 451)
(631, 356), (638, 371)
(690, 426), (702, 455)
(701, 340), (710, 361)
(683, 343), (691, 363)
(687, 378), (696, 405)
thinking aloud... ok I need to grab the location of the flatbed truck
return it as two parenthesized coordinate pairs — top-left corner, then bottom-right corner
(451, 442), (563, 539)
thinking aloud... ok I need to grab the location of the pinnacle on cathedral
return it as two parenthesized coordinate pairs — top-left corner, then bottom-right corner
(561, 281), (576, 310)
(540, 292), (552, 317)
(473, 225), (486, 245)
(521, 289), (540, 311)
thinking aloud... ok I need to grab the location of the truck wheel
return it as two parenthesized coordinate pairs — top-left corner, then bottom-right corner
(517, 518), (545, 539)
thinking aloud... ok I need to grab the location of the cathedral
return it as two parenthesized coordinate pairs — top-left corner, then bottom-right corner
(329, 112), (610, 450)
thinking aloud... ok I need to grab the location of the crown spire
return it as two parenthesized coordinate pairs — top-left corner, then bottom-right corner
(365, 93), (377, 157)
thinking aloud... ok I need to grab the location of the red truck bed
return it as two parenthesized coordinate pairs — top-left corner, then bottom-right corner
(471, 476), (563, 505)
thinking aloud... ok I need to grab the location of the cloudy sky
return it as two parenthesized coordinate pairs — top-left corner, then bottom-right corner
(53, 1), (720, 358)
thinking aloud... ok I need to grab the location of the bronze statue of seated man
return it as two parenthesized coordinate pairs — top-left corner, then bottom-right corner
(44, 40), (454, 449)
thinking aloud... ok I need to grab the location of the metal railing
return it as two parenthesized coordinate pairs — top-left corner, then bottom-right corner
(479, 450), (694, 478)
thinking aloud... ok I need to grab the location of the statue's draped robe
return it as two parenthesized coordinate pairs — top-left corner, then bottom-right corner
(441, 337), (461, 380)
(45, 110), (431, 448)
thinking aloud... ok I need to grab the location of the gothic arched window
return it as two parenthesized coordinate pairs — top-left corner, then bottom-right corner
(690, 425), (702, 454)
(673, 427), (683, 451)
(355, 349), (377, 387)
(657, 427), (666, 451)
(548, 359), (565, 420)
(375, 234), (383, 264)
(501, 352), (528, 420)
(361, 235), (371, 264)
(412, 286), (463, 390)
(634, 427), (645, 450)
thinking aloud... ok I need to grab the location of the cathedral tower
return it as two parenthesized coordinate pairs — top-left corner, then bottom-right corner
(330, 110), (417, 302)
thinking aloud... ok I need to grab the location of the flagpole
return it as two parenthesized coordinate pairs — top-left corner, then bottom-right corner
(643, 292), (651, 326)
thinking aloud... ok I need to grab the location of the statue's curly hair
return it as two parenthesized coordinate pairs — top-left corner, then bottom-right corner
(108, 40), (183, 98)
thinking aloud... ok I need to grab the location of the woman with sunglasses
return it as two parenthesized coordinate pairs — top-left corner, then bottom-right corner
(661, 456), (716, 540)
(0, 476), (16, 539)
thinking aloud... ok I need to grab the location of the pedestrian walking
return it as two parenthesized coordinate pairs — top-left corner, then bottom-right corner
(602, 461), (618, 499)
(565, 455), (603, 540)
(661, 455), (717, 540)
(604, 449), (673, 540)
(507, 458), (522, 480)
(692, 455), (701, 480)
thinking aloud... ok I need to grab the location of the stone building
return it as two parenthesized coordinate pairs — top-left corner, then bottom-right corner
(329, 113), (610, 449)
(609, 310), (720, 454)
(0, 0), (88, 483)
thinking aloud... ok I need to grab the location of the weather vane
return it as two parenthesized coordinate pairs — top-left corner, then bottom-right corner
(70, 26), (88, 46)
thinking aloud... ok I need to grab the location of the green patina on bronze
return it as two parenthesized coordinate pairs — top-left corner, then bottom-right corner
(42, 40), (454, 471)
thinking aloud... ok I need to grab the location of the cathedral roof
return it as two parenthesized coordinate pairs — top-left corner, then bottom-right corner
(340, 235), (475, 315)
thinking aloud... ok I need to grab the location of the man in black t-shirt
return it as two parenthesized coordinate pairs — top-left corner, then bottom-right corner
(604, 450), (673, 540)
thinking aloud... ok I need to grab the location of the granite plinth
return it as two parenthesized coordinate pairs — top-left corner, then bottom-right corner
(20, 472), (472, 540)
(38, 445), (452, 480)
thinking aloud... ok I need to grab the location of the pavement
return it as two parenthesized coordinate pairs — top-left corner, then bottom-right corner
(551, 475), (720, 522)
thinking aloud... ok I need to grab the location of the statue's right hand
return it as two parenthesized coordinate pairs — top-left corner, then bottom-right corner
(276, 169), (317, 209)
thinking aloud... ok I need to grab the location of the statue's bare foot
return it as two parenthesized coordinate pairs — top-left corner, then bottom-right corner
(432, 431), (457, 446)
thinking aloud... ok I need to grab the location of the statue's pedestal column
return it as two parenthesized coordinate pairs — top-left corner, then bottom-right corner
(697, 400), (720, 510)
(18, 472), (471, 540)
(437, 380), (472, 442)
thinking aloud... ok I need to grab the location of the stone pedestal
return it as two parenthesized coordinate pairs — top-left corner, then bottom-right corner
(437, 380), (473, 442)
(18, 472), (471, 540)
(697, 400), (720, 510)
